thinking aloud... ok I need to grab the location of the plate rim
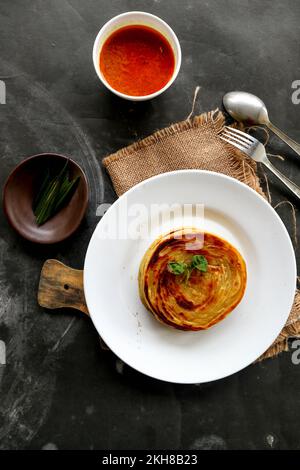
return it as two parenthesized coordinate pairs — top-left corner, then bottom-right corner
(84, 169), (297, 383)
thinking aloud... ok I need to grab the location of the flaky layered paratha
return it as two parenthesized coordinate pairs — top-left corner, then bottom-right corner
(139, 229), (247, 330)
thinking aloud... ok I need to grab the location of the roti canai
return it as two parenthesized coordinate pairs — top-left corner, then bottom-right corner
(139, 229), (247, 331)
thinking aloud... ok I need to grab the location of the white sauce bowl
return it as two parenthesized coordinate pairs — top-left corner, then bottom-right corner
(92, 11), (182, 101)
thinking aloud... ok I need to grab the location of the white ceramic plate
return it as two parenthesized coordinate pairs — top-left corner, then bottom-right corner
(84, 170), (296, 383)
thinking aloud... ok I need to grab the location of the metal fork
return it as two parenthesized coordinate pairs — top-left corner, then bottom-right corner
(220, 126), (300, 201)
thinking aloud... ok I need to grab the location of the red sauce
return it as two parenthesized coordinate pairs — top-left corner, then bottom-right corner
(100, 25), (175, 96)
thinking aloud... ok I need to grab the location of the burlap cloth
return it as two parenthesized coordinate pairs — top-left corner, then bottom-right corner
(103, 109), (300, 361)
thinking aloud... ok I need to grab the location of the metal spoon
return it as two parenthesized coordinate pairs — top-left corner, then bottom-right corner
(223, 91), (300, 157)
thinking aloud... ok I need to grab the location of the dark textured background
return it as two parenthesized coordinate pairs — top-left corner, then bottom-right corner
(0, 0), (300, 450)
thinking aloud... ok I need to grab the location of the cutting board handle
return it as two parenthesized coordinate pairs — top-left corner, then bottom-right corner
(38, 259), (89, 315)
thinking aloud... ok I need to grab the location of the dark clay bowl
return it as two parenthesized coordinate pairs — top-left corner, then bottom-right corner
(3, 153), (89, 244)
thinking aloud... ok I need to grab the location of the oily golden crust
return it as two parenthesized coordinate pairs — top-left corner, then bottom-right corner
(139, 229), (247, 331)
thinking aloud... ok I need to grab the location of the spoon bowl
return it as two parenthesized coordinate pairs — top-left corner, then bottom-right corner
(223, 91), (300, 156)
(223, 91), (269, 125)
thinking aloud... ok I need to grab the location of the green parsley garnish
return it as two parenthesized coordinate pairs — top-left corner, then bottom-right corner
(167, 261), (187, 275)
(167, 255), (208, 282)
(191, 255), (208, 272)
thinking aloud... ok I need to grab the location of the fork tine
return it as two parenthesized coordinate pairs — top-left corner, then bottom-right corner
(224, 126), (256, 142)
(219, 136), (249, 154)
(223, 128), (252, 146)
(222, 130), (251, 149)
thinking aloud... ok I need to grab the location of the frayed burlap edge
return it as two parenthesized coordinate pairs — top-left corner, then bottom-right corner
(103, 109), (224, 165)
(103, 109), (267, 198)
(258, 290), (300, 361)
(103, 109), (300, 361)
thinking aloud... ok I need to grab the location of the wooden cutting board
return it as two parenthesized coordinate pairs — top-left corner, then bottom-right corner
(38, 259), (110, 350)
(38, 259), (89, 315)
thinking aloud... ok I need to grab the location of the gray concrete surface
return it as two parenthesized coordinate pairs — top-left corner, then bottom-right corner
(0, 0), (300, 450)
